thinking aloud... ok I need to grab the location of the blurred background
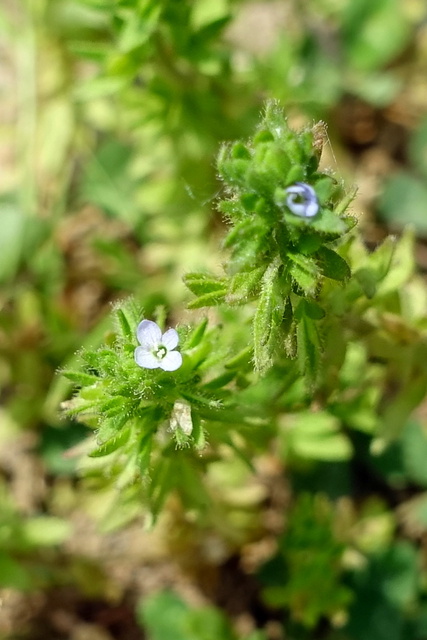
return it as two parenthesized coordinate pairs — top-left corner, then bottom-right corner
(1, 1), (427, 639)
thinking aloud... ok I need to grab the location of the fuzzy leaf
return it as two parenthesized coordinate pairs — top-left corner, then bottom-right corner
(288, 253), (319, 295)
(253, 260), (282, 373)
(115, 307), (134, 341)
(226, 266), (265, 304)
(89, 425), (131, 457)
(317, 246), (351, 281)
(183, 272), (226, 296)
(62, 371), (99, 386)
(309, 209), (349, 237)
(187, 289), (227, 309)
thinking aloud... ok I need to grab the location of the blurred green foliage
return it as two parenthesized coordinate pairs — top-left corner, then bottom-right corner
(138, 590), (266, 640)
(1, 0), (427, 639)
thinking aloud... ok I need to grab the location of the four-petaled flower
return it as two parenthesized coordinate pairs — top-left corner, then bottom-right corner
(134, 320), (182, 372)
(285, 182), (319, 218)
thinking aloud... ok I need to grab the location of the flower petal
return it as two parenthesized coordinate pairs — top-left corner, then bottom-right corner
(159, 350), (182, 372)
(161, 328), (179, 350)
(286, 182), (319, 218)
(136, 320), (162, 348)
(134, 347), (160, 369)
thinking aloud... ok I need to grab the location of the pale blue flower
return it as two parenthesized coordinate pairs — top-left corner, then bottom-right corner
(134, 320), (182, 372)
(285, 182), (319, 218)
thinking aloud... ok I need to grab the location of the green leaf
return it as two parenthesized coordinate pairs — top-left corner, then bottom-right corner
(402, 420), (427, 487)
(183, 272), (227, 296)
(291, 432), (353, 461)
(345, 542), (418, 640)
(118, 4), (160, 53)
(284, 411), (353, 461)
(226, 266), (265, 304)
(317, 246), (351, 281)
(115, 307), (134, 342)
(89, 425), (131, 457)
(288, 253), (318, 295)
(224, 346), (252, 370)
(296, 313), (322, 384)
(80, 140), (138, 223)
(184, 319), (208, 349)
(253, 260), (282, 373)
(376, 228), (415, 295)
(187, 289), (227, 309)
(343, 0), (411, 71)
(74, 75), (127, 100)
(191, 0), (229, 30)
(191, 414), (206, 450)
(379, 371), (427, 441)
(62, 371), (100, 386)
(309, 208), (350, 238)
(355, 267), (378, 298)
(295, 299), (325, 321)
(96, 414), (131, 444)
(22, 517), (71, 546)
(137, 590), (236, 640)
(137, 591), (189, 640)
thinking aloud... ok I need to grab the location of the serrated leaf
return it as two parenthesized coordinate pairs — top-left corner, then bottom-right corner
(309, 208), (349, 237)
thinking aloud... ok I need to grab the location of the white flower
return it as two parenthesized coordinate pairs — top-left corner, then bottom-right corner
(285, 182), (319, 218)
(134, 320), (182, 372)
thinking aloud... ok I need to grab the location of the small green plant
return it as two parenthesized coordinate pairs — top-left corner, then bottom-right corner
(63, 102), (427, 631)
